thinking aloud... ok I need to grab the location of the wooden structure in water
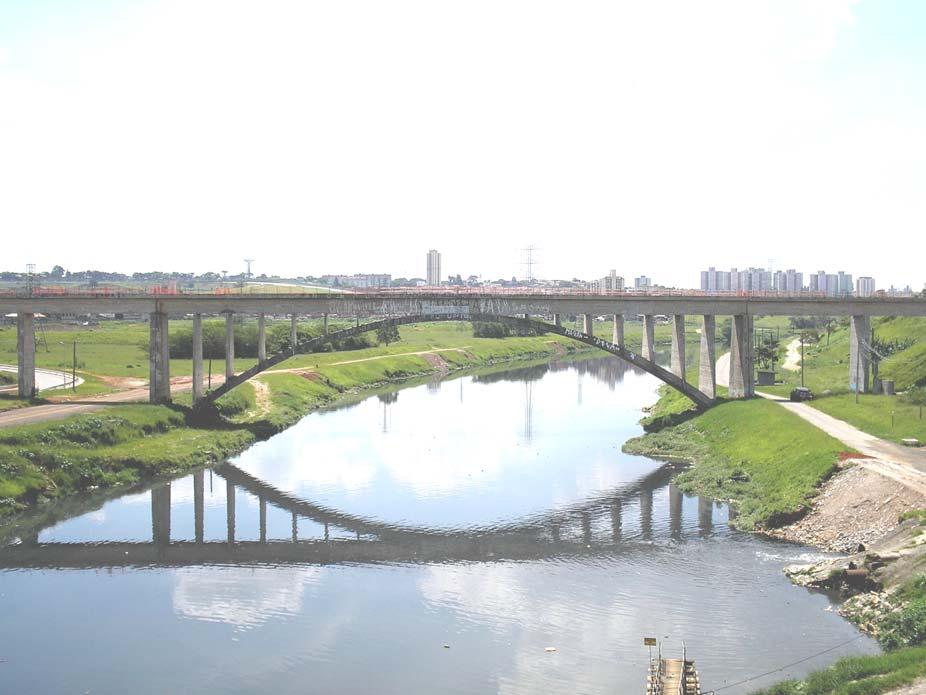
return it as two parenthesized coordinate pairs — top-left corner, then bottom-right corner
(646, 647), (701, 695)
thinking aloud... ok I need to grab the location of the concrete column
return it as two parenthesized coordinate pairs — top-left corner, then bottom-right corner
(583, 313), (594, 336)
(698, 315), (716, 399)
(640, 487), (653, 541)
(192, 313), (203, 402)
(581, 512), (592, 545)
(323, 313), (329, 335)
(193, 470), (204, 544)
(642, 315), (656, 362)
(670, 314), (685, 379)
(849, 315), (871, 393)
(610, 500), (622, 543)
(259, 495), (267, 544)
(612, 314), (624, 346)
(669, 483), (683, 540)
(148, 312), (171, 403)
(728, 314), (754, 398)
(16, 312), (36, 398)
(290, 314), (298, 355)
(258, 313), (267, 363)
(553, 313), (562, 327)
(224, 313), (235, 379)
(226, 479), (236, 545)
(151, 484), (171, 546)
(698, 497), (713, 537)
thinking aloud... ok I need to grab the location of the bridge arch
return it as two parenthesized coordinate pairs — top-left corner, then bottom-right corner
(203, 313), (714, 408)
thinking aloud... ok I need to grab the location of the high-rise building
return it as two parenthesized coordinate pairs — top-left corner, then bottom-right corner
(594, 269), (625, 293)
(856, 276), (876, 297)
(634, 276), (652, 290)
(426, 249), (441, 286)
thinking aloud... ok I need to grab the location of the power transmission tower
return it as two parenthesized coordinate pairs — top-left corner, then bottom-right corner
(522, 246), (538, 285)
(26, 263), (35, 295)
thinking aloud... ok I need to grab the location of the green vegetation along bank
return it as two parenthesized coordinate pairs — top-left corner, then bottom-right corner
(624, 397), (847, 531)
(0, 323), (591, 521)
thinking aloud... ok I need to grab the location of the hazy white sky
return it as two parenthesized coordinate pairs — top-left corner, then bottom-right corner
(1, 0), (923, 287)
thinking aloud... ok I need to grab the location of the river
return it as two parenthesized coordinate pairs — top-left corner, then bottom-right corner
(0, 357), (877, 694)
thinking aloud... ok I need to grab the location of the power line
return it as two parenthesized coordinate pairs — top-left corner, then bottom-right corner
(702, 634), (865, 693)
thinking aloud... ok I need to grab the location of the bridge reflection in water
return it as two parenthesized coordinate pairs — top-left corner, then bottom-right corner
(0, 460), (727, 570)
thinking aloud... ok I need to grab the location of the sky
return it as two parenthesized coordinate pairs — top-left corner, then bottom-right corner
(1, 0), (924, 287)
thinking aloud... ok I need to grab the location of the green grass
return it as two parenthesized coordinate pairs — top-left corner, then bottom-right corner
(808, 394), (926, 444)
(758, 317), (926, 444)
(0, 325), (594, 518)
(749, 646), (926, 695)
(624, 398), (847, 530)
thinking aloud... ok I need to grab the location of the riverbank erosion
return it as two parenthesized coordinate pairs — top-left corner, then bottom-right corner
(627, 387), (926, 693)
(0, 331), (589, 521)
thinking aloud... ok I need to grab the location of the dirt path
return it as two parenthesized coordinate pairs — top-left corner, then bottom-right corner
(265, 347), (471, 373)
(249, 378), (272, 418)
(0, 374), (228, 429)
(782, 337), (802, 372)
(714, 351), (926, 492)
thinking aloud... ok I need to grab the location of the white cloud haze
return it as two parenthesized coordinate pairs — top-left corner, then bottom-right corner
(1, 0), (923, 287)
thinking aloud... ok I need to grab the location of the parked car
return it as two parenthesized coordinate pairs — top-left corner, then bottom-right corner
(789, 387), (814, 402)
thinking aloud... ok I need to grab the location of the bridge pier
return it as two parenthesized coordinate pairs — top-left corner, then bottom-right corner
(611, 500), (622, 542)
(16, 312), (36, 398)
(612, 314), (624, 346)
(258, 313), (267, 363)
(225, 313), (235, 379)
(669, 483), (683, 540)
(728, 314), (754, 398)
(290, 314), (298, 355)
(849, 315), (871, 393)
(698, 497), (713, 537)
(553, 313), (562, 327)
(148, 312), (171, 403)
(583, 313), (594, 336)
(323, 313), (329, 335)
(640, 488), (653, 541)
(151, 484), (171, 546)
(194, 470), (204, 544)
(259, 495), (267, 543)
(670, 314), (685, 379)
(698, 315), (716, 399)
(642, 315), (656, 362)
(192, 314), (204, 402)
(226, 479), (236, 544)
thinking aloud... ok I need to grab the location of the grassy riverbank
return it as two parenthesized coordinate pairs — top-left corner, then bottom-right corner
(624, 398), (847, 530)
(762, 316), (926, 444)
(749, 646), (926, 695)
(0, 325), (589, 519)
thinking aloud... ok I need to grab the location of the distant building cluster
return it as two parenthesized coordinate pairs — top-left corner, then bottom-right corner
(591, 269), (625, 293)
(699, 266), (882, 297)
(320, 273), (392, 289)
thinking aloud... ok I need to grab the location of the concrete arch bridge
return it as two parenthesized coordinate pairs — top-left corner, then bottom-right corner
(205, 312), (713, 408)
(0, 461), (721, 569)
(5, 290), (919, 401)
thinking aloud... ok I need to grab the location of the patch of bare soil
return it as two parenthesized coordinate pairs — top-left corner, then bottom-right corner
(95, 374), (148, 389)
(248, 379), (272, 418)
(421, 353), (450, 374)
(769, 462), (926, 552)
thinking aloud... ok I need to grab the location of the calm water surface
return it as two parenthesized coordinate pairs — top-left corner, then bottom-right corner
(0, 358), (877, 694)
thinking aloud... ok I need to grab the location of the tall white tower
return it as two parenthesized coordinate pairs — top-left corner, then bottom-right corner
(427, 249), (441, 286)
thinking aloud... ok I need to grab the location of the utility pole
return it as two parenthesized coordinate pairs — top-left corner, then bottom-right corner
(72, 341), (77, 392)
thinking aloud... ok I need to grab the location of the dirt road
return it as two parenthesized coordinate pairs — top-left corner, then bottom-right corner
(715, 352), (926, 492)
